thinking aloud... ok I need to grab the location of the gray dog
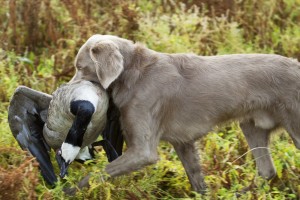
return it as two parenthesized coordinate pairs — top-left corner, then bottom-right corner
(70, 34), (300, 192)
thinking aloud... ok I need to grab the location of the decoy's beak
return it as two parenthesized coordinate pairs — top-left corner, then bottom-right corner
(55, 149), (69, 178)
(59, 160), (70, 178)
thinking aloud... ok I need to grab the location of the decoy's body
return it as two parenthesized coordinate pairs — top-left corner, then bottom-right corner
(45, 80), (107, 154)
(8, 80), (123, 185)
(45, 80), (108, 176)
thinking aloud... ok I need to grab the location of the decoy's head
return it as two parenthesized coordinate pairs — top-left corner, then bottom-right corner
(56, 142), (80, 178)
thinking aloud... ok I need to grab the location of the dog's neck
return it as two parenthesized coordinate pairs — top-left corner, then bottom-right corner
(122, 42), (157, 69)
(110, 43), (158, 108)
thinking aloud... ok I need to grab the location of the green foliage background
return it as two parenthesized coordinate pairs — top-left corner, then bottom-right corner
(1, 0), (300, 199)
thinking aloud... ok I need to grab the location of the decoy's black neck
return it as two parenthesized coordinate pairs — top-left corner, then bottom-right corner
(65, 100), (95, 147)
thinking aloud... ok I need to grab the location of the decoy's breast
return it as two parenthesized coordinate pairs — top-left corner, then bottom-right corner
(43, 80), (109, 149)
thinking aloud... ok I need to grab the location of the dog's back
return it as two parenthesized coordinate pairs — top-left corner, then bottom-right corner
(142, 53), (300, 143)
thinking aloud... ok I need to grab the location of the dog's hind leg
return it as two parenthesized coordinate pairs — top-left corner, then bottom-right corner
(172, 141), (206, 194)
(240, 121), (276, 180)
(282, 110), (300, 149)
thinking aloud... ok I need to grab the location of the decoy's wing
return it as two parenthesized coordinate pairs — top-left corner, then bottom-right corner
(98, 98), (124, 162)
(8, 86), (57, 185)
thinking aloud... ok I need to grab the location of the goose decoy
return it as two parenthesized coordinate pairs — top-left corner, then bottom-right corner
(8, 80), (124, 185)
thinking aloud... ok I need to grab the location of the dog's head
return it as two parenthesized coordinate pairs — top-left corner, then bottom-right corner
(71, 35), (127, 89)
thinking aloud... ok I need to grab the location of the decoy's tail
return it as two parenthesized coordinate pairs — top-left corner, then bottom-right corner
(100, 98), (124, 161)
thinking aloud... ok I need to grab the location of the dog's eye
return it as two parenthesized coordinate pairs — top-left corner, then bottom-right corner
(77, 65), (83, 70)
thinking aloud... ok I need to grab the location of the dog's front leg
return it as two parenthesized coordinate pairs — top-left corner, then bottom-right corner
(172, 141), (206, 194)
(105, 109), (159, 177)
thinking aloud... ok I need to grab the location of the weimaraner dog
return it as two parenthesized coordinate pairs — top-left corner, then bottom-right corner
(70, 34), (300, 193)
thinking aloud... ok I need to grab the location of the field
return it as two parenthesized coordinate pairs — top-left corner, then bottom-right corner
(1, 0), (300, 199)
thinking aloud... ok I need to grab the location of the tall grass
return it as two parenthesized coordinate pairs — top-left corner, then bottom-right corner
(1, 0), (300, 199)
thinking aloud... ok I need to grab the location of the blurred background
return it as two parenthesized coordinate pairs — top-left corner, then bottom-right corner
(0, 0), (300, 199)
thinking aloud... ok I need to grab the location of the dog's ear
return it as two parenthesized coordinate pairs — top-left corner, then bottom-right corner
(90, 41), (124, 89)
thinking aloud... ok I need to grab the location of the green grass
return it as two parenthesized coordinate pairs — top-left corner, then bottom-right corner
(1, 0), (300, 199)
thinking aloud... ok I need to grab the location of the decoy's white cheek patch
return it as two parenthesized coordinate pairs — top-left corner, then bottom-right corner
(61, 142), (81, 163)
(76, 146), (93, 160)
